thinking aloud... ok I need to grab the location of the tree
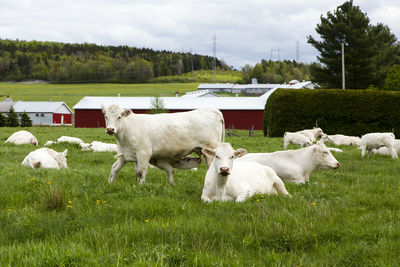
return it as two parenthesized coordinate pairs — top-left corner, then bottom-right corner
(20, 111), (32, 127)
(150, 97), (167, 114)
(0, 112), (6, 127)
(7, 107), (19, 127)
(383, 65), (400, 91)
(308, 1), (376, 89)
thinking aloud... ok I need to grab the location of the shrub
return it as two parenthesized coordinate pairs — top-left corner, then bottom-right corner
(20, 111), (32, 127)
(7, 107), (19, 127)
(264, 89), (400, 137)
(383, 65), (400, 91)
(0, 112), (6, 127)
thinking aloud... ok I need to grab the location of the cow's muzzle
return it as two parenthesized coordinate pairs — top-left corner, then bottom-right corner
(106, 127), (115, 135)
(333, 162), (340, 169)
(219, 167), (230, 176)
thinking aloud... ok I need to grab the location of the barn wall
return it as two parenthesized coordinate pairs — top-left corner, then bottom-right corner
(74, 109), (264, 130)
(53, 113), (72, 125)
(19, 112), (53, 126)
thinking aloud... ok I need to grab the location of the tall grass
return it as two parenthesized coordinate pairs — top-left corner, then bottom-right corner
(0, 127), (399, 265)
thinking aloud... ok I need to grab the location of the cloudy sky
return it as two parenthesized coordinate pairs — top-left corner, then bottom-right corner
(1, 0), (399, 69)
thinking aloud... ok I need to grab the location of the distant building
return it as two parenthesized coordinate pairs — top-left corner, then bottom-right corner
(13, 101), (73, 126)
(181, 90), (220, 98)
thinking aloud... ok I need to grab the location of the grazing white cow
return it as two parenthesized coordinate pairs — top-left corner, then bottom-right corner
(102, 104), (225, 185)
(201, 143), (289, 202)
(360, 132), (397, 159)
(241, 141), (340, 184)
(295, 127), (324, 142)
(80, 141), (118, 152)
(22, 148), (68, 169)
(321, 134), (361, 146)
(5, 130), (38, 146)
(283, 132), (312, 149)
(44, 140), (56, 147)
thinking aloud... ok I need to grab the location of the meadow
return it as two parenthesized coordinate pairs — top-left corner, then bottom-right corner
(1, 127), (399, 266)
(0, 83), (199, 109)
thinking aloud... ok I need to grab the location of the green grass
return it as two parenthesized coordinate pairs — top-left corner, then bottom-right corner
(152, 70), (243, 84)
(0, 83), (199, 108)
(1, 127), (400, 266)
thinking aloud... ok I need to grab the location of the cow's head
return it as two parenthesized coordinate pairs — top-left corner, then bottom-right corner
(320, 134), (330, 143)
(312, 141), (340, 169)
(101, 104), (132, 135)
(202, 143), (247, 176)
(80, 142), (92, 151)
(55, 149), (68, 169)
(313, 127), (325, 138)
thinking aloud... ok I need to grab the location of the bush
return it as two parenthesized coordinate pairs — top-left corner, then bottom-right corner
(7, 107), (19, 127)
(20, 111), (32, 127)
(264, 89), (400, 137)
(383, 65), (400, 91)
(0, 113), (6, 127)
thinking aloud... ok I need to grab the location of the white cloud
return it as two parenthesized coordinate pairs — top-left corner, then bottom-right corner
(0, 0), (399, 69)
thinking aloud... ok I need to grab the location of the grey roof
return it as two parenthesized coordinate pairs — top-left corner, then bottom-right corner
(0, 102), (14, 113)
(13, 101), (73, 113)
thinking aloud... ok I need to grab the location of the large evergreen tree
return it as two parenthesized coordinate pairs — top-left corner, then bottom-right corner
(307, 1), (397, 89)
(7, 107), (20, 127)
(0, 113), (6, 127)
(20, 111), (32, 127)
(383, 65), (400, 91)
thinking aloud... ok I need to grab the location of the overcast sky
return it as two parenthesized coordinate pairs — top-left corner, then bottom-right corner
(1, 0), (399, 69)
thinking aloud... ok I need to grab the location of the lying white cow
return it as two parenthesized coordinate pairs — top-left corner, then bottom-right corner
(321, 134), (361, 146)
(80, 141), (118, 152)
(5, 130), (38, 146)
(283, 132), (312, 149)
(295, 127), (324, 142)
(371, 139), (400, 156)
(22, 148), (68, 169)
(201, 143), (289, 202)
(56, 136), (84, 144)
(102, 104), (225, 185)
(241, 141), (340, 184)
(360, 132), (397, 159)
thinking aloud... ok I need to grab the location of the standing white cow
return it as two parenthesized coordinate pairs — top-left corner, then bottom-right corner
(283, 132), (312, 149)
(360, 132), (397, 159)
(295, 127), (324, 142)
(241, 141), (340, 184)
(201, 143), (289, 202)
(371, 139), (400, 156)
(80, 141), (118, 152)
(22, 148), (68, 169)
(5, 130), (38, 146)
(321, 134), (361, 146)
(102, 104), (225, 185)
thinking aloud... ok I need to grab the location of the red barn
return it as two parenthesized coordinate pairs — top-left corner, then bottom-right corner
(73, 96), (267, 130)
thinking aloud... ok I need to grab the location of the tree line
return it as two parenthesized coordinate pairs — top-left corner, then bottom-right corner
(0, 39), (229, 83)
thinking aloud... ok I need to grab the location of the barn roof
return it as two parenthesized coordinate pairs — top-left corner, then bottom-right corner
(13, 101), (73, 114)
(73, 96), (267, 111)
(0, 102), (14, 113)
(181, 90), (220, 98)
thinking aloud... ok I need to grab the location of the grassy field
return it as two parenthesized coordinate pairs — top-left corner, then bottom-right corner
(1, 127), (400, 266)
(0, 83), (199, 108)
(152, 70), (242, 84)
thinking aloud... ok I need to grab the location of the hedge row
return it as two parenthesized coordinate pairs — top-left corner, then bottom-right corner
(264, 89), (400, 137)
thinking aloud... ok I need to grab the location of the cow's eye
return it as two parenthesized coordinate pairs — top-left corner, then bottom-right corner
(215, 155), (219, 159)
(323, 151), (328, 155)
(118, 116), (121, 120)
(231, 155), (234, 159)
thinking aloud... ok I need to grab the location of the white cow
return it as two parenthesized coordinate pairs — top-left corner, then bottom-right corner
(360, 132), (397, 159)
(295, 127), (324, 142)
(371, 139), (400, 156)
(283, 132), (312, 149)
(80, 141), (118, 152)
(44, 140), (56, 147)
(22, 148), (68, 169)
(201, 143), (289, 202)
(321, 134), (361, 146)
(56, 136), (85, 145)
(241, 141), (340, 184)
(102, 104), (225, 185)
(5, 130), (38, 146)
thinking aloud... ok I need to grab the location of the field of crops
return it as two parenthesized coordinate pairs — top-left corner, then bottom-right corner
(0, 83), (199, 109)
(1, 127), (399, 266)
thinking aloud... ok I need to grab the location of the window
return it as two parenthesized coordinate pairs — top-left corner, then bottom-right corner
(41, 113), (44, 117)
(36, 114), (39, 117)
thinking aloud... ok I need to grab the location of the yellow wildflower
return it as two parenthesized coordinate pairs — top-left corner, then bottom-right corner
(67, 205), (72, 208)
(145, 219), (149, 223)
(256, 199), (260, 202)
(68, 200), (72, 204)
(47, 181), (51, 185)
(312, 202), (316, 206)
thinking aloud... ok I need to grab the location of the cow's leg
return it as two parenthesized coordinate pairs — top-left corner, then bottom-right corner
(136, 152), (151, 184)
(361, 146), (366, 158)
(273, 179), (290, 196)
(108, 157), (126, 183)
(152, 159), (175, 186)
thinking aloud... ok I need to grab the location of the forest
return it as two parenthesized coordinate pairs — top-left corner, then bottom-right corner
(0, 39), (229, 83)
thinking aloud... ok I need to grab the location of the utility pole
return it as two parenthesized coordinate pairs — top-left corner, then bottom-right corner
(296, 40), (300, 63)
(212, 34), (216, 82)
(190, 48), (194, 79)
(342, 42), (345, 89)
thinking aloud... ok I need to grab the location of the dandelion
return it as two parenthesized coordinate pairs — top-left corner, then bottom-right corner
(68, 200), (72, 204)
(260, 195), (265, 198)
(47, 181), (51, 185)
(145, 219), (149, 223)
(102, 200), (106, 204)
(8, 208), (12, 212)
(256, 199), (260, 202)
(67, 205), (72, 208)
(312, 202), (316, 206)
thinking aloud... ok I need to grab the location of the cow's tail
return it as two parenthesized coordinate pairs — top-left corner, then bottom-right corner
(220, 113), (225, 143)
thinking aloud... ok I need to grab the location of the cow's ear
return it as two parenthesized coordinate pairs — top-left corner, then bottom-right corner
(121, 109), (132, 117)
(62, 149), (68, 157)
(202, 148), (215, 157)
(234, 148), (247, 158)
(101, 103), (106, 114)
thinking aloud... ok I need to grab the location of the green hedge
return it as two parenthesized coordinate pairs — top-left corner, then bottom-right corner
(264, 89), (400, 137)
